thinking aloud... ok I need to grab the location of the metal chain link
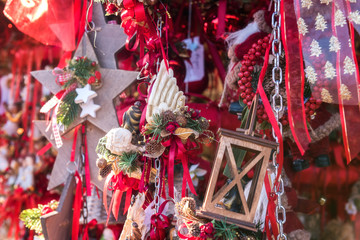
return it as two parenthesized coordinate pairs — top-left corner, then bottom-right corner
(154, 157), (161, 212)
(271, 0), (287, 239)
(80, 124), (88, 227)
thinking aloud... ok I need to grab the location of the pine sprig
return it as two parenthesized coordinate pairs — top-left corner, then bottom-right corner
(144, 114), (165, 142)
(185, 117), (203, 133)
(212, 219), (263, 240)
(19, 207), (43, 234)
(57, 90), (80, 128)
(117, 152), (139, 174)
(67, 58), (94, 84)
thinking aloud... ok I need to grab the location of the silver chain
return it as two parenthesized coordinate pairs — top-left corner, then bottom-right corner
(154, 157), (161, 213)
(80, 124), (88, 227)
(271, 0), (286, 239)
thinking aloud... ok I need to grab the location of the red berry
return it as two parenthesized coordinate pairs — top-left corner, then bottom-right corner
(264, 37), (269, 42)
(248, 66), (254, 72)
(309, 110), (314, 115)
(262, 43), (268, 49)
(255, 46), (262, 51)
(88, 76), (96, 84)
(238, 72), (244, 78)
(245, 82), (252, 88)
(305, 107), (309, 113)
(316, 99), (322, 105)
(310, 104), (316, 110)
(245, 88), (252, 94)
(244, 71), (250, 77)
(91, 61), (96, 67)
(240, 92), (246, 99)
(243, 54), (249, 60)
(247, 102), (252, 107)
(251, 61), (256, 65)
(249, 48), (256, 54)
(241, 77), (248, 83)
(245, 60), (251, 66)
(262, 113), (268, 120)
(95, 71), (101, 79)
(246, 95), (253, 101)
(261, 49), (266, 54)
(305, 102), (310, 107)
(249, 55), (255, 60)
(243, 99), (248, 104)
(239, 86), (246, 92)
(251, 92), (255, 98)
(258, 119), (263, 123)
(241, 66), (248, 71)
(255, 52), (261, 57)
(252, 43), (257, 48)
(310, 97), (315, 103)
(247, 77), (252, 82)
(258, 39), (263, 45)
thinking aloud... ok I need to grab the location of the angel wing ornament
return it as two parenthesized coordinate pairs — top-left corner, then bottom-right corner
(146, 60), (186, 123)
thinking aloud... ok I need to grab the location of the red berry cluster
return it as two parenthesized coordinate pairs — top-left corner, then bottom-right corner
(238, 34), (270, 108)
(305, 97), (322, 121)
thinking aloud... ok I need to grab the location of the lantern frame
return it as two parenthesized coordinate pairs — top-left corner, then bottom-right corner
(198, 96), (277, 231)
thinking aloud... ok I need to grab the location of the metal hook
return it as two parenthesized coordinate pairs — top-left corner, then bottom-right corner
(137, 62), (149, 80)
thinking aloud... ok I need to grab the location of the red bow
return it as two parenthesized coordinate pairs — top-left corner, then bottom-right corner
(149, 200), (172, 240)
(162, 137), (197, 198)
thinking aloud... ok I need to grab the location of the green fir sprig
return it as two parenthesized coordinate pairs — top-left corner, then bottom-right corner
(212, 219), (263, 240)
(144, 114), (166, 142)
(56, 90), (80, 128)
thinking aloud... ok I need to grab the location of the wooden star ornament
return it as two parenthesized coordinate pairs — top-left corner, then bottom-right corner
(34, 120), (105, 190)
(31, 33), (138, 134)
(88, 2), (128, 69)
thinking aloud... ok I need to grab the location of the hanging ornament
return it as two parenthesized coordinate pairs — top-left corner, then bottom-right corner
(74, 84), (97, 104)
(32, 33), (139, 136)
(198, 96), (277, 231)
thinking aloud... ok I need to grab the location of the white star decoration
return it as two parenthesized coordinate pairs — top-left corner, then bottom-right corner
(80, 99), (101, 118)
(74, 84), (97, 104)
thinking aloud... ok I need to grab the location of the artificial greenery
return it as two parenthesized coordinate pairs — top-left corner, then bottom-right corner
(144, 114), (166, 142)
(186, 117), (204, 133)
(19, 201), (59, 235)
(67, 57), (96, 86)
(56, 90), (80, 128)
(212, 219), (263, 240)
(96, 136), (139, 174)
(117, 151), (139, 174)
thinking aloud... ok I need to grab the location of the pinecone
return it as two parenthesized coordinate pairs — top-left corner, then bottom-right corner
(99, 164), (113, 178)
(145, 140), (163, 155)
(176, 115), (187, 127)
(189, 222), (201, 237)
(96, 158), (107, 169)
(198, 117), (209, 130)
(161, 110), (176, 123)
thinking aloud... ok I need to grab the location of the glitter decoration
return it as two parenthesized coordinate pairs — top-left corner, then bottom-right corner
(320, 0), (332, 4)
(324, 61), (336, 79)
(315, 13), (328, 32)
(305, 66), (318, 84)
(335, 10), (347, 27)
(297, 18), (309, 35)
(310, 39), (322, 57)
(348, 11), (360, 25)
(301, 0), (313, 9)
(343, 56), (356, 75)
(340, 84), (352, 100)
(321, 88), (334, 103)
(329, 36), (341, 52)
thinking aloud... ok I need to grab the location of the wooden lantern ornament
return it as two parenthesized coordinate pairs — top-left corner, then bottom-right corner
(198, 95), (277, 231)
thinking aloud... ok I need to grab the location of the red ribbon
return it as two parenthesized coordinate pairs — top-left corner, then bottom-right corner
(282, 0), (311, 155)
(150, 200), (172, 240)
(177, 223), (203, 240)
(72, 172), (82, 240)
(264, 173), (279, 239)
(162, 137), (197, 198)
(82, 125), (92, 196)
(103, 172), (139, 224)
